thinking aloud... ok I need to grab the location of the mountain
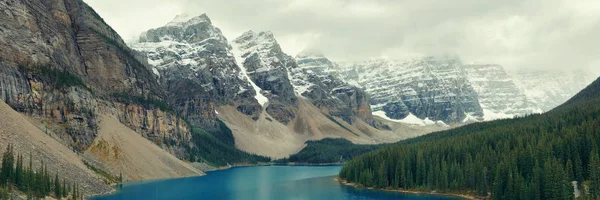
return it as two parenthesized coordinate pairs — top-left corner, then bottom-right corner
(510, 69), (597, 112)
(463, 64), (541, 120)
(131, 14), (260, 130)
(130, 16), (432, 159)
(0, 0), (202, 195)
(335, 57), (594, 123)
(336, 57), (484, 124)
(339, 75), (600, 199)
(553, 76), (600, 110)
(231, 31), (299, 124)
(293, 51), (385, 128)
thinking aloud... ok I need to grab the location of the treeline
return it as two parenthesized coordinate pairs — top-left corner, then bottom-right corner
(188, 125), (270, 167)
(0, 144), (83, 199)
(18, 64), (91, 93)
(277, 138), (381, 164)
(112, 93), (172, 112)
(340, 78), (600, 199)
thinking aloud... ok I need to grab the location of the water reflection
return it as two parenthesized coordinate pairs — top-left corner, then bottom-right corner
(92, 165), (457, 200)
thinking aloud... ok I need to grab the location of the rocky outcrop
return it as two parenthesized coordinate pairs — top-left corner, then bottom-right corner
(101, 103), (191, 159)
(232, 31), (298, 124)
(337, 57), (484, 124)
(293, 51), (384, 128)
(131, 14), (260, 130)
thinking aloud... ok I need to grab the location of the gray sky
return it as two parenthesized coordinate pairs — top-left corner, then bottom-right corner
(85, 0), (600, 73)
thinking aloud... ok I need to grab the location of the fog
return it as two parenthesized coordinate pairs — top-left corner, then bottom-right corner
(85, 0), (600, 74)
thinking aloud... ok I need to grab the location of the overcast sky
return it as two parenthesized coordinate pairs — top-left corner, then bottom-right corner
(85, 0), (600, 73)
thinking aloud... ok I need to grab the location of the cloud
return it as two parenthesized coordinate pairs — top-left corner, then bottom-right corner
(85, 0), (600, 72)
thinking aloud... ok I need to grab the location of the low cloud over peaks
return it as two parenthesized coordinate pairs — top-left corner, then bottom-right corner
(86, 0), (600, 72)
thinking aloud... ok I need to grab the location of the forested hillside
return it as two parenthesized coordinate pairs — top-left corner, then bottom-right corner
(276, 139), (381, 164)
(0, 144), (85, 199)
(340, 77), (600, 199)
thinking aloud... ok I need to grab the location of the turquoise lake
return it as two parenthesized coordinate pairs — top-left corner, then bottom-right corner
(92, 165), (458, 200)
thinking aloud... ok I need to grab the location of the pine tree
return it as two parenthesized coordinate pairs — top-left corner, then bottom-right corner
(0, 144), (15, 186)
(378, 162), (387, 188)
(15, 153), (23, 190)
(28, 153), (33, 192)
(393, 160), (401, 189)
(73, 182), (77, 200)
(565, 159), (574, 181)
(62, 179), (67, 197)
(588, 150), (600, 198)
(54, 173), (61, 199)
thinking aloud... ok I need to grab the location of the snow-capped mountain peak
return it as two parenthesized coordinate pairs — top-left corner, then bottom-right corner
(166, 13), (212, 28)
(233, 31), (286, 71)
(138, 13), (226, 45)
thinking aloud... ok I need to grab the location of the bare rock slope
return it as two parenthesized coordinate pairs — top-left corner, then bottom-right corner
(85, 114), (204, 181)
(0, 101), (112, 196)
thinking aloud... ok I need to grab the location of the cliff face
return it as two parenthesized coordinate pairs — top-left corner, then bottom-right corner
(463, 64), (541, 120)
(232, 31), (299, 125)
(0, 0), (190, 157)
(337, 57), (484, 124)
(293, 51), (385, 129)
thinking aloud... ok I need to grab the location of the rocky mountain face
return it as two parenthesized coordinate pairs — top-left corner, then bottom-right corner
(336, 57), (484, 124)
(0, 0), (190, 158)
(463, 64), (541, 120)
(510, 70), (597, 112)
(335, 57), (595, 123)
(131, 14), (260, 130)
(293, 51), (384, 128)
(131, 16), (399, 158)
(231, 31), (299, 124)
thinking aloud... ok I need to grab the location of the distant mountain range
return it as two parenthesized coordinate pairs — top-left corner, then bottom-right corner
(0, 1), (596, 196)
(333, 57), (596, 122)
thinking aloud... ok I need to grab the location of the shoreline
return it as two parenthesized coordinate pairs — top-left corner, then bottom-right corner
(206, 162), (344, 171)
(335, 177), (485, 200)
(92, 162), (344, 197)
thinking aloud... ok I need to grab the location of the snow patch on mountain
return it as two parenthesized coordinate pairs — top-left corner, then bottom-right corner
(482, 109), (515, 121)
(373, 110), (445, 127)
(462, 112), (481, 123)
(463, 64), (541, 119)
(231, 42), (269, 107)
(233, 31), (282, 72)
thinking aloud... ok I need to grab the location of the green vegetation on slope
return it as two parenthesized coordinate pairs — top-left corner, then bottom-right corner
(19, 64), (91, 92)
(112, 93), (172, 112)
(0, 144), (83, 199)
(277, 138), (381, 164)
(82, 160), (121, 185)
(325, 115), (359, 136)
(340, 77), (600, 199)
(188, 125), (270, 167)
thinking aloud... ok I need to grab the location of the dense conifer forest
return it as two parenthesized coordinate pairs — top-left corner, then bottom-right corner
(340, 77), (600, 199)
(276, 139), (382, 164)
(0, 144), (83, 199)
(187, 122), (270, 166)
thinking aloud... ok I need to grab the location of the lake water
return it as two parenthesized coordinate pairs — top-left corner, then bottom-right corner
(92, 165), (457, 200)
